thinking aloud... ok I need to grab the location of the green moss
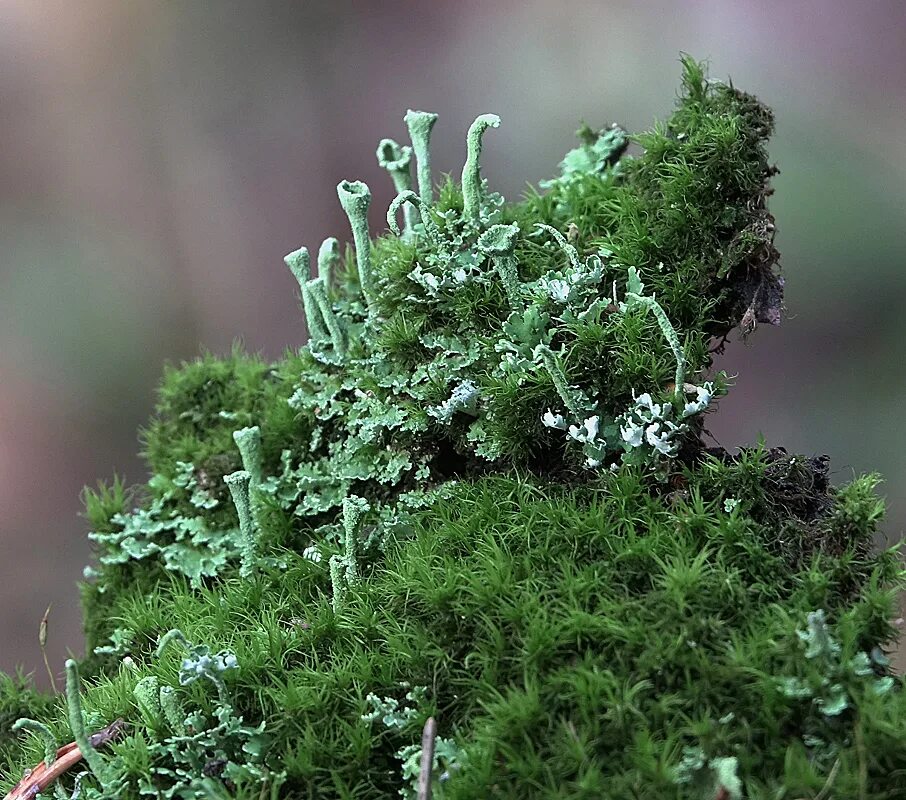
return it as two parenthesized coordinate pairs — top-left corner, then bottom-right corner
(1, 56), (903, 799)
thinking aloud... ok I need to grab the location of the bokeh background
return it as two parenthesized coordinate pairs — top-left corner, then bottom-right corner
(2, 0), (905, 682)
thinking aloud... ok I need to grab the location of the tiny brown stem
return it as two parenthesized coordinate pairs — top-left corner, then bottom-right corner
(39, 604), (58, 694)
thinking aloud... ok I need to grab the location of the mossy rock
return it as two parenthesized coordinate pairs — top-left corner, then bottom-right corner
(1, 57), (903, 800)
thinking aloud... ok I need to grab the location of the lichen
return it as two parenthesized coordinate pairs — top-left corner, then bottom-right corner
(1, 56), (903, 800)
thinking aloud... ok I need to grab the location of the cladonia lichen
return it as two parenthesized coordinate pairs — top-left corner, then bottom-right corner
(6, 58), (901, 800)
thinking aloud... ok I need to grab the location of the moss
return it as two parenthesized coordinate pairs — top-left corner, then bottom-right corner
(1, 56), (903, 799)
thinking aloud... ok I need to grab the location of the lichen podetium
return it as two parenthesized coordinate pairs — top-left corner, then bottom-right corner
(1, 56), (903, 800)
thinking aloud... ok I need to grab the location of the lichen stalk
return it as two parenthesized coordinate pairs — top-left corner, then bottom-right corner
(337, 180), (377, 315)
(534, 345), (581, 417)
(308, 276), (346, 355)
(284, 247), (328, 346)
(317, 237), (340, 287)
(477, 223), (522, 307)
(387, 190), (443, 249)
(404, 109), (439, 205)
(12, 718), (58, 766)
(625, 282), (685, 394)
(377, 139), (418, 237)
(232, 426), (263, 487)
(461, 113), (501, 224)
(158, 686), (186, 734)
(132, 676), (161, 725)
(224, 470), (258, 579)
(329, 555), (346, 612)
(342, 495), (370, 585)
(155, 628), (190, 658)
(64, 659), (108, 783)
(534, 223), (582, 270)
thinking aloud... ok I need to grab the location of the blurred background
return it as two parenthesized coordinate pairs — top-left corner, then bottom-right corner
(1, 0), (905, 681)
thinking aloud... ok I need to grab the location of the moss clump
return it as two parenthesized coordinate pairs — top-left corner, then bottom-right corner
(1, 56), (903, 799)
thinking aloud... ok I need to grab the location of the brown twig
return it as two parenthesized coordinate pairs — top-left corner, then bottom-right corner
(3, 719), (125, 800)
(417, 716), (437, 800)
(39, 604), (58, 694)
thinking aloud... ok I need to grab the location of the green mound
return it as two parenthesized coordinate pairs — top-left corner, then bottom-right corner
(1, 57), (903, 800)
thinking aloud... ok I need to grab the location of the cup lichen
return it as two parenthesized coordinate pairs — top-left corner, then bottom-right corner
(1, 56), (903, 800)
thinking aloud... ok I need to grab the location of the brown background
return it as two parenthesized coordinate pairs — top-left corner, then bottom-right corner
(1, 1), (905, 681)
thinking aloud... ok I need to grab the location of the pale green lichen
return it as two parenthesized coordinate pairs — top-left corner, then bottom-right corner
(341, 495), (370, 584)
(156, 629), (238, 703)
(620, 266), (686, 393)
(308, 276), (346, 357)
(387, 189), (443, 249)
(533, 344), (582, 417)
(476, 222), (521, 307)
(157, 686), (187, 735)
(171, 462), (219, 510)
(774, 609), (897, 720)
(317, 236), (340, 286)
(461, 113), (500, 224)
(87, 475), (243, 588)
(329, 554), (346, 612)
(283, 247), (326, 346)
(132, 675), (162, 727)
(540, 122), (628, 193)
(361, 686), (466, 800)
(65, 660), (111, 786)
(92, 626), (136, 657)
(337, 179), (376, 315)
(403, 109), (438, 204)
(232, 426), (263, 487)
(671, 747), (742, 800)
(132, 635), (275, 798)
(377, 138), (417, 237)
(11, 718), (58, 766)
(223, 470), (258, 579)
(428, 380), (479, 423)
(13, 60), (900, 800)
